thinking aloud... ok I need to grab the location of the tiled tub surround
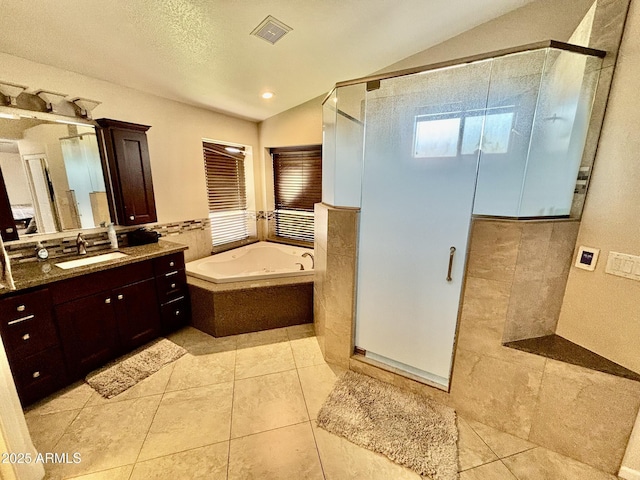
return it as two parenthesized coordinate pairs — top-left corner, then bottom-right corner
(316, 213), (640, 474)
(188, 275), (313, 337)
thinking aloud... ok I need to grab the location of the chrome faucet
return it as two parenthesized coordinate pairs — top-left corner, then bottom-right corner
(76, 233), (89, 255)
(302, 252), (314, 269)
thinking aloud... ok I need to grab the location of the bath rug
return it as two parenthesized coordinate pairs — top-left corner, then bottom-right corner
(317, 370), (458, 480)
(85, 338), (186, 398)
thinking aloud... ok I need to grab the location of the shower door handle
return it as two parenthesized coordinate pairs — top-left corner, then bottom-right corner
(446, 246), (456, 282)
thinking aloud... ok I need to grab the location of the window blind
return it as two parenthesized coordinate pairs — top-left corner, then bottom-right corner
(202, 142), (248, 247)
(271, 146), (322, 243)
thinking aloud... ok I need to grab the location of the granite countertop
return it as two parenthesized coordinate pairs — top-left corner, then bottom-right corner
(1, 240), (188, 296)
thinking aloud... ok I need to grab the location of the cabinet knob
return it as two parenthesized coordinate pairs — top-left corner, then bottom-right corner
(170, 283), (176, 289)
(32, 371), (40, 379)
(169, 261), (175, 267)
(17, 305), (25, 312)
(129, 215), (135, 220)
(105, 298), (111, 304)
(175, 310), (180, 316)
(22, 333), (30, 341)
(5, 227), (14, 233)
(117, 294), (124, 300)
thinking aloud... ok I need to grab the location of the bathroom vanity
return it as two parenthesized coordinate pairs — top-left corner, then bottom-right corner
(0, 243), (189, 406)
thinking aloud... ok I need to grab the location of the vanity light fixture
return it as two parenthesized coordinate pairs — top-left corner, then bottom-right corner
(71, 97), (101, 119)
(0, 82), (27, 106)
(261, 91), (275, 99)
(34, 89), (68, 113)
(0, 112), (20, 120)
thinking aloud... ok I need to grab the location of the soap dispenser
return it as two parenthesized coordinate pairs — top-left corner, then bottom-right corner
(35, 241), (49, 261)
(107, 223), (118, 249)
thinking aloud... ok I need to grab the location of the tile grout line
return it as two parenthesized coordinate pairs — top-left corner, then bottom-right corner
(294, 364), (327, 480)
(226, 339), (238, 479)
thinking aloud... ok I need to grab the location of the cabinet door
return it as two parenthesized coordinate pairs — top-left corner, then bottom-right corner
(96, 119), (157, 226)
(114, 278), (161, 350)
(55, 292), (120, 379)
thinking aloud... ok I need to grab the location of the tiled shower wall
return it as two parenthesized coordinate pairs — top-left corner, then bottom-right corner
(315, 211), (640, 474)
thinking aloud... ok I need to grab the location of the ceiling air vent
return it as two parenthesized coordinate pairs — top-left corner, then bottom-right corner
(250, 15), (292, 45)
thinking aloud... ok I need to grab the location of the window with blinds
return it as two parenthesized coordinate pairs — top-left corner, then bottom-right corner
(271, 146), (322, 244)
(202, 141), (248, 247)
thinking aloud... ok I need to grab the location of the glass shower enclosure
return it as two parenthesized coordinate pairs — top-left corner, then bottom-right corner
(322, 41), (604, 389)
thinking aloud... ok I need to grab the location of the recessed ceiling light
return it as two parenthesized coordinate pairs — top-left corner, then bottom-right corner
(261, 92), (275, 99)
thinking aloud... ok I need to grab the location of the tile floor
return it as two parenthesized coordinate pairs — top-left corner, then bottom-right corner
(23, 325), (620, 480)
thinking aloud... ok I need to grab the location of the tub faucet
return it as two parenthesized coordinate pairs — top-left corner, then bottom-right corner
(302, 252), (314, 269)
(76, 233), (88, 255)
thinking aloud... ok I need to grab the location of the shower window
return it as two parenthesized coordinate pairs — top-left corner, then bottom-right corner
(414, 106), (515, 158)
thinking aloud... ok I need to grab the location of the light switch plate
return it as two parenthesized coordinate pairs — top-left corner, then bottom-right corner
(605, 251), (640, 281)
(575, 246), (599, 271)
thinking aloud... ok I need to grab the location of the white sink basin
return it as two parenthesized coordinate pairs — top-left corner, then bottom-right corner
(55, 252), (128, 270)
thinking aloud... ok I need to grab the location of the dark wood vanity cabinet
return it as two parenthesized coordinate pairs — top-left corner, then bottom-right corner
(52, 260), (161, 380)
(96, 119), (157, 226)
(0, 250), (189, 404)
(0, 288), (67, 405)
(153, 252), (190, 333)
(54, 291), (121, 379)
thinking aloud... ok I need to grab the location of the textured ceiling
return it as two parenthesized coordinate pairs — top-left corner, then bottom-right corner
(0, 0), (534, 121)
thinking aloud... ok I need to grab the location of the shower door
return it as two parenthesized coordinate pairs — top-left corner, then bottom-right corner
(355, 61), (493, 388)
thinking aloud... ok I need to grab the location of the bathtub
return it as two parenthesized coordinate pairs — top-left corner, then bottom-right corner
(185, 241), (314, 284)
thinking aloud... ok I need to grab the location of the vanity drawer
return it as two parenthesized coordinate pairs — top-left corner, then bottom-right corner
(156, 268), (187, 301)
(160, 295), (190, 333)
(0, 288), (52, 325)
(153, 252), (185, 276)
(1, 313), (58, 361)
(0, 288), (58, 358)
(14, 346), (67, 406)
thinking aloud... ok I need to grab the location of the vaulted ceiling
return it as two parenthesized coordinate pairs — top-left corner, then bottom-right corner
(0, 0), (535, 121)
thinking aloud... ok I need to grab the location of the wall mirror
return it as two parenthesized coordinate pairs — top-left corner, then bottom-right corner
(0, 113), (112, 241)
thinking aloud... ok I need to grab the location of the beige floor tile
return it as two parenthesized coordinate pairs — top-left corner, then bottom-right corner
(25, 382), (94, 416)
(46, 395), (161, 479)
(231, 370), (308, 438)
(466, 419), (535, 459)
(458, 417), (497, 471)
(228, 422), (323, 480)
(138, 382), (233, 461)
(65, 464), (133, 480)
(290, 336), (325, 368)
(85, 364), (174, 407)
(297, 363), (343, 419)
(459, 460), (517, 480)
(165, 326), (219, 349)
(130, 442), (228, 480)
(165, 349), (235, 392)
(185, 335), (237, 356)
(286, 323), (315, 340)
(26, 409), (80, 453)
(236, 327), (289, 349)
(502, 447), (619, 480)
(312, 423), (421, 480)
(235, 342), (296, 380)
